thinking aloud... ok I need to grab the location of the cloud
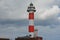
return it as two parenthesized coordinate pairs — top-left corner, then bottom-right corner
(0, 0), (60, 20)
(0, 25), (28, 38)
(35, 25), (60, 40)
(37, 5), (60, 20)
(0, 0), (29, 19)
(0, 0), (60, 40)
(0, 24), (60, 40)
(34, 5), (60, 26)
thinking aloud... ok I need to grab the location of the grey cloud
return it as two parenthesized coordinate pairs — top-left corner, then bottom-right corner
(35, 19), (60, 26)
(47, 0), (60, 7)
(0, 26), (28, 38)
(0, 19), (28, 26)
(0, 19), (60, 27)
(0, 0), (60, 19)
(54, 0), (60, 7)
(0, 0), (30, 19)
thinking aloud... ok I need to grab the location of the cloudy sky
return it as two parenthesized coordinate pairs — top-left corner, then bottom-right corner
(0, 0), (60, 40)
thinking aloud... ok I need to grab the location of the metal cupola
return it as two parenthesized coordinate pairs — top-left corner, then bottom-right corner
(27, 3), (36, 12)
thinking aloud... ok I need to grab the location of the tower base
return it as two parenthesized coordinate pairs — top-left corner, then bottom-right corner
(15, 36), (43, 40)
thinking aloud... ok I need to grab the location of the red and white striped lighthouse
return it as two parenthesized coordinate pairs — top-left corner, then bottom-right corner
(27, 3), (36, 38)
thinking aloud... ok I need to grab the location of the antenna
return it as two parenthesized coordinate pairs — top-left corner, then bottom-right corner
(30, 0), (32, 3)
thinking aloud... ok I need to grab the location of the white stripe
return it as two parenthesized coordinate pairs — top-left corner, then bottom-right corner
(29, 11), (34, 13)
(29, 32), (34, 38)
(29, 20), (34, 25)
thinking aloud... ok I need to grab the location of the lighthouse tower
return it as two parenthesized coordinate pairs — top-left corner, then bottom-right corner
(27, 3), (36, 38)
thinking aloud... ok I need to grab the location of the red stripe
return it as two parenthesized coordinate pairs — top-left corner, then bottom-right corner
(29, 13), (34, 19)
(28, 25), (34, 32)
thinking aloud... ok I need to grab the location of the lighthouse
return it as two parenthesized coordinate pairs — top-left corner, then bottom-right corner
(15, 3), (43, 40)
(27, 3), (36, 38)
